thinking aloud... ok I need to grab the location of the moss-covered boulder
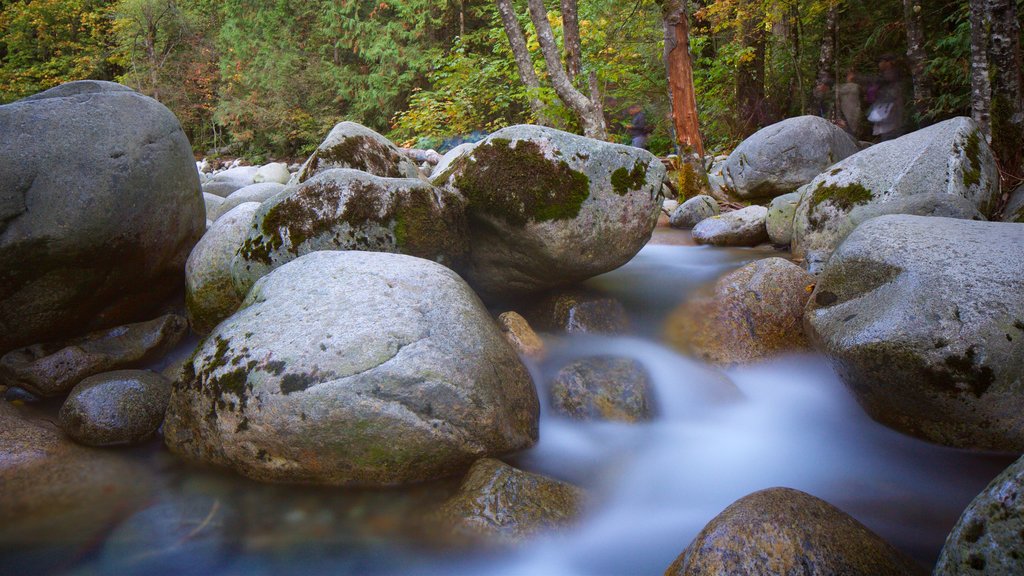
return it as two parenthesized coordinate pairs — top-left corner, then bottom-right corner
(669, 195), (719, 229)
(1003, 183), (1024, 223)
(664, 258), (812, 364)
(935, 455), (1024, 576)
(766, 190), (804, 246)
(691, 205), (769, 247)
(433, 125), (664, 300)
(186, 202), (261, 335)
(792, 117), (998, 272)
(548, 356), (652, 422)
(165, 251), (539, 486)
(719, 115), (860, 200)
(230, 168), (468, 296)
(666, 487), (924, 576)
(433, 458), (586, 546)
(524, 288), (631, 335)
(295, 121), (421, 183)
(805, 215), (1024, 450)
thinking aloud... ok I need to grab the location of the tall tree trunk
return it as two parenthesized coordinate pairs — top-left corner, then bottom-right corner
(902, 0), (932, 118)
(969, 0), (991, 136)
(561, 0), (582, 80)
(495, 0), (547, 120)
(662, 0), (704, 157)
(987, 0), (1023, 180)
(736, 4), (767, 135)
(816, 1), (838, 84)
(526, 0), (607, 138)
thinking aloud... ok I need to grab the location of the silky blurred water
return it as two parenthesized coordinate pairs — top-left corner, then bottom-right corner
(5, 233), (1014, 576)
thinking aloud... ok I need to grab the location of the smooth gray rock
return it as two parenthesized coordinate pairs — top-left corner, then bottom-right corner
(669, 195), (719, 229)
(203, 193), (225, 220)
(295, 121), (422, 183)
(186, 203), (261, 335)
(59, 369), (172, 446)
(720, 116), (860, 200)
(430, 142), (477, 179)
(691, 205), (769, 247)
(549, 356), (652, 422)
(935, 455), (1024, 576)
(805, 215), (1024, 450)
(433, 124), (665, 300)
(203, 166), (259, 198)
(1004, 183), (1024, 223)
(0, 81), (204, 354)
(792, 117), (998, 272)
(164, 251), (540, 486)
(766, 190), (804, 246)
(209, 182), (285, 221)
(0, 314), (188, 397)
(230, 168), (468, 296)
(253, 162), (290, 184)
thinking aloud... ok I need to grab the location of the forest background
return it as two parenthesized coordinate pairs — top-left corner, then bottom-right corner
(0, 0), (1020, 168)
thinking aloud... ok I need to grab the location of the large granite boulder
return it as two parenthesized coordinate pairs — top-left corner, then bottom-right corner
(0, 81), (204, 354)
(433, 125), (664, 300)
(935, 455), (1024, 575)
(805, 215), (1024, 450)
(792, 117), (999, 272)
(691, 205), (769, 247)
(295, 121), (422, 183)
(666, 487), (924, 576)
(231, 168), (468, 295)
(164, 251), (539, 486)
(719, 116), (860, 200)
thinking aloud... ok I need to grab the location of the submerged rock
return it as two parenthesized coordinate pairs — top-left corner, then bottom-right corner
(525, 288), (631, 335)
(666, 487), (924, 576)
(805, 215), (1024, 450)
(59, 369), (172, 446)
(792, 117), (998, 272)
(0, 314), (188, 397)
(231, 168), (468, 295)
(295, 121), (421, 182)
(0, 80), (204, 354)
(433, 125), (664, 300)
(691, 205), (769, 247)
(720, 115), (860, 200)
(548, 356), (652, 422)
(433, 458), (585, 545)
(165, 251), (539, 486)
(669, 195), (719, 229)
(665, 258), (812, 364)
(935, 455), (1024, 576)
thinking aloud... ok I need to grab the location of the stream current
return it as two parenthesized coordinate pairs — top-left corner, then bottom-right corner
(6, 228), (1014, 576)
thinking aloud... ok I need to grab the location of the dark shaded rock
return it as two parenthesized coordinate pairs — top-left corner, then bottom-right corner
(935, 455), (1024, 576)
(549, 356), (651, 422)
(0, 81), (204, 354)
(59, 369), (172, 446)
(666, 487), (924, 576)
(805, 215), (1024, 450)
(0, 314), (188, 397)
(433, 458), (585, 545)
(665, 258), (812, 364)
(691, 206), (769, 247)
(1003, 183), (1024, 223)
(165, 251), (539, 486)
(525, 288), (631, 334)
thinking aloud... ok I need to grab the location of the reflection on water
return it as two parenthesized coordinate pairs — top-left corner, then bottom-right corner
(3, 236), (1014, 575)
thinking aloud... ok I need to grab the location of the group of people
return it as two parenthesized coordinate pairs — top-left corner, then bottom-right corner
(814, 54), (905, 143)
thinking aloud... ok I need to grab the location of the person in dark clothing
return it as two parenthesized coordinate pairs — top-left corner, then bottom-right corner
(867, 54), (905, 142)
(626, 104), (651, 150)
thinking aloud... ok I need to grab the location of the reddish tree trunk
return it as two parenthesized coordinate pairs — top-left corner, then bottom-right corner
(662, 0), (704, 156)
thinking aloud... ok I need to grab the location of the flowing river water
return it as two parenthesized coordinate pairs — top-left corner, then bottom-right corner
(6, 228), (1015, 576)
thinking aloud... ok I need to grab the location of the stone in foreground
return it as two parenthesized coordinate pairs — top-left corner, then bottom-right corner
(59, 369), (172, 446)
(433, 458), (585, 546)
(691, 205), (769, 247)
(295, 121), (422, 183)
(669, 195), (719, 229)
(433, 125), (664, 300)
(0, 80), (204, 354)
(805, 215), (1024, 450)
(165, 251), (539, 486)
(666, 487), (924, 576)
(935, 455), (1024, 576)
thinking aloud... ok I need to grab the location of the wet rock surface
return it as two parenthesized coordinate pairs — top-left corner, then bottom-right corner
(59, 369), (172, 446)
(548, 356), (652, 422)
(165, 251), (540, 486)
(0, 314), (188, 397)
(497, 311), (546, 358)
(524, 288), (631, 335)
(805, 215), (1024, 450)
(666, 487), (925, 576)
(691, 205), (769, 247)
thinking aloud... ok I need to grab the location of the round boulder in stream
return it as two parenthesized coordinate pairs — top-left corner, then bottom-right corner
(548, 356), (652, 422)
(433, 125), (665, 300)
(59, 369), (172, 446)
(805, 215), (1024, 450)
(666, 487), (925, 576)
(691, 205), (769, 247)
(164, 251), (540, 486)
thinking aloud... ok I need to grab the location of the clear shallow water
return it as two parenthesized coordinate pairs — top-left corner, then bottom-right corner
(5, 234), (1014, 575)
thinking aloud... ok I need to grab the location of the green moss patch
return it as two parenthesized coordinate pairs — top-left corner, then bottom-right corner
(809, 181), (874, 212)
(610, 160), (647, 196)
(303, 135), (405, 181)
(452, 138), (590, 226)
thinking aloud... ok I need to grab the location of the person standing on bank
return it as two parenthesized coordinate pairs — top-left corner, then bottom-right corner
(867, 54), (905, 142)
(836, 69), (862, 138)
(626, 104), (652, 150)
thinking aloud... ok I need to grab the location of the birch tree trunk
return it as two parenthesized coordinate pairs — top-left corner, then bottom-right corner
(986, 0), (1023, 179)
(969, 0), (991, 136)
(816, 1), (838, 84)
(902, 0), (932, 118)
(495, 0), (547, 120)
(560, 0), (582, 80)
